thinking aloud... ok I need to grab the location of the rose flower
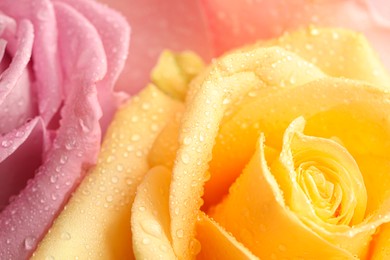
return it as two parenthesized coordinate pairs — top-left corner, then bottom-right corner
(0, 0), (129, 258)
(4, 0), (390, 259)
(33, 26), (390, 260)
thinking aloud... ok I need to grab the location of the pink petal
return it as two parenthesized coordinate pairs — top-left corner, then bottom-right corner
(58, 0), (130, 132)
(0, 20), (33, 107)
(0, 2), (107, 258)
(97, 0), (213, 93)
(0, 0), (63, 125)
(202, 0), (390, 69)
(0, 42), (37, 134)
(0, 118), (47, 211)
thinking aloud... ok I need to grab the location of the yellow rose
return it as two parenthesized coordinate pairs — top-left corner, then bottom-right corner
(33, 27), (390, 259)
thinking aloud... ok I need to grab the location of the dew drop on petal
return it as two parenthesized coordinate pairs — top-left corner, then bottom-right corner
(24, 236), (36, 250)
(106, 195), (113, 203)
(60, 232), (71, 241)
(176, 229), (184, 238)
(181, 153), (190, 164)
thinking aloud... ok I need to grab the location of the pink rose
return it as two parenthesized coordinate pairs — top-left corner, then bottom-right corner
(0, 0), (129, 258)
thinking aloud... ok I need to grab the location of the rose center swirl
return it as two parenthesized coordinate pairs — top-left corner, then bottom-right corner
(272, 117), (367, 228)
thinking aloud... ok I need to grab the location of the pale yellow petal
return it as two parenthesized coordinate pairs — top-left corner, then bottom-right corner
(264, 26), (390, 88)
(131, 166), (176, 260)
(211, 134), (355, 259)
(196, 212), (258, 260)
(151, 50), (205, 101)
(169, 63), (261, 259)
(33, 84), (182, 259)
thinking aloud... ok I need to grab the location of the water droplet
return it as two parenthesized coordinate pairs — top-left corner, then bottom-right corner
(308, 26), (320, 36)
(106, 155), (115, 163)
(141, 220), (162, 238)
(181, 153), (190, 164)
(79, 119), (90, 133)
(131, 134), (140, 142)
(183, 136), (192, 145)
(110, 176), (118, 184)
(176, 229), (184, 238)
(1, 140), (12, 148)
(126, 178), (133, 185)
(150, 124), (159, 132)
(116, 164), (123, 172)
(142, 103), (150, 110)
(189, 238), (201, 255)
(15, 131), (25, 138)
(24, 236), (36, 250)
(139, 206), (146, 212)
(60, 155), (68, 164)
(131, 116), (139, 122)
(60, 232), (71, 240)
(106, 195), (113, 202)
(142, 237), (150, 245)
(65, 138), (77, 150)
(50, 175), (58, 183)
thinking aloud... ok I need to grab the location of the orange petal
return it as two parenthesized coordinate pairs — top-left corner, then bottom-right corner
(211, 134), (355, 259)
(196, 212), (258, 260)
(206, 77), (390, 210)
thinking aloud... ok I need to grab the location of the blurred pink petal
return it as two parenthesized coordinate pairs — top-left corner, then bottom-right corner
(0, 0), (62, 125)
(98, 0), (213, 93)
(58, 0), (130, 131)
(0, 118), (47, 211)
(202, 0), (390, 69)
(0, 1), (108, 258)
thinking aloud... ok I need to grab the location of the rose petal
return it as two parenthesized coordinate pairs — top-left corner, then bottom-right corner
(33, 84), (182, 259)
(58, 0), (130, 132)
(211, 134), (356, 258)
(196, 212), (259, 259)
(0, 20), (33, 111)
(169, 51), (261, 260)
(0, 118), (46, 211)
(132, 166), (177, 259)
(97, 0), (213, 93)
(201, 0), (390, 70)
(204, 27), (390, 208)
(0, 0), (62, 124)
(0, 2), (108, 258)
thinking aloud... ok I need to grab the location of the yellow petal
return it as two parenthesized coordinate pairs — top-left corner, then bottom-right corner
(151, 50), (205, 101)
(206, 77), (390, 210)
(264, 26), (390, 88)
(196, 212), (258, 260)
(211, 134), (355, 259)
(131, 166), (176, 259)
(169, 60), (261, 259)
(272, 117), (367, 227)
(370, 222), (390, 259)
(33, 84), (182, 259)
